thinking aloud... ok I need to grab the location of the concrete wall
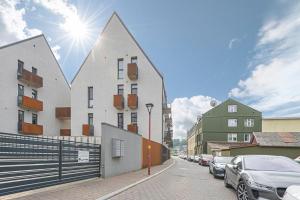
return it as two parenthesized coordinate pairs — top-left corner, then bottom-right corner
(101, 123), (142, 178)
(262, 118), (300, 132)
(0, 35), (70, 135)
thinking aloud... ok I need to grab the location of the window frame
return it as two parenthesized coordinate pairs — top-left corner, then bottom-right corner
(228, 105), (237, 113)
(32, 67), (37, 75)
(244, 118), (254, 127)
(228, 119), (238, 127)
(117, 113), (124, 129)
(117, 58), (124, 79)
(244, 133), (251, 143)
(32, 113), (38, 125)
(117, 84), (124, 95)
(18, 60), (24, 73)
(88, 86), (93, 108)
(88, 113), (93, 126)
(131, 84), (138, 95)
(32, 89), (38, 99)
(18, 84), (24, 96)
(131, 56), (137, 64)
(228, 133), (238, 142)
(131, 112), (137, 124)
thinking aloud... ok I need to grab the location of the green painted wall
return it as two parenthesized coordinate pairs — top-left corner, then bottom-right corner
(198, 98), (262, 153)
(229, 146), (300, 159)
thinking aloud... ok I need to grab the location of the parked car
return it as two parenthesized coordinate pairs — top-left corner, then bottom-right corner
(194, 155), (200, 163)
(199, 154), (213, 166)
(224, 155), (300, 200)
(209, 156), (233, 178)
(295, 156), (300, 164)
(188, 155), (195, 162)
(283, 185), (300, 200)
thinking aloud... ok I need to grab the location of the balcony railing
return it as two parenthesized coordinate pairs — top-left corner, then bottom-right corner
(56, 107), (71, 119)
(60, 129), (71, 136)
(127, 124), (138, 133)
(17, 67), (43, 88)
(18, 122), (43, 135)
(127, 63), (138, 80)
(113, 95), (124, 110)
(18, 95), (43, 112)
(82, 124), (94, 136)
(128, 94), (138, 109)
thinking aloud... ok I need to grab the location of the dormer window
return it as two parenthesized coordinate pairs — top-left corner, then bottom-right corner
(228, 105), (237, 113)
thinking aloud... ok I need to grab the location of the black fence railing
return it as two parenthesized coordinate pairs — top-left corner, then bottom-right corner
(0, 132), (101, 196)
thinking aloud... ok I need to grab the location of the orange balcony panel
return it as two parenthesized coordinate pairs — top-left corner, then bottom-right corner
(82, 124), (94, 136)
(17, 68), (43, 88)
(127, 63), (138, 80)
(127, 124), (138, 133)
(56, 107), (71, 119)
(19, 122), (43, 135)
(114, 95), (124, 110)
(128, 94), (138, 109)
(18, 96), (43, 112)
(60, 129), (71, 136)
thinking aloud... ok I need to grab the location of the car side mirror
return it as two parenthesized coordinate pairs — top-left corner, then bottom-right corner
(232, 164), (238, 170)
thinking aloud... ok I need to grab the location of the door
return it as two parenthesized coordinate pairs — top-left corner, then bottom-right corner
(230, 156), (242, 188)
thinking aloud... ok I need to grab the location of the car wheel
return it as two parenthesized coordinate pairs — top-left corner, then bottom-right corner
(237, 180), (249, 200)
(224, 173), (230, 188)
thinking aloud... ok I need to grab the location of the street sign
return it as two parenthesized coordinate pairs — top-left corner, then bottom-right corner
(78, 150), (89, 163)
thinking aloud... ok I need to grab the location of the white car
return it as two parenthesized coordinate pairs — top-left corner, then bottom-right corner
(283, 185), (300, 200)
(194, 155), (200, 162)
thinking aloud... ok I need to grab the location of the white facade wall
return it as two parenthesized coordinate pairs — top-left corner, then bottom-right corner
(0, 35), (71, 135)
(71, 13), (166, 143)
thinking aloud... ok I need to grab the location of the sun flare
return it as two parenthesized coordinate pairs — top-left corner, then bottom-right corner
(63, 14), (90, 43)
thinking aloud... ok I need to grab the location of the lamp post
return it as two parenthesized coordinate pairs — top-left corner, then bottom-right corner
(146, 103), (154, 175)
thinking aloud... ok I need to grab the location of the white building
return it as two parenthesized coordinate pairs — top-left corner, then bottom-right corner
(71, 12), (171, 144)
(0, 35), (71, 136)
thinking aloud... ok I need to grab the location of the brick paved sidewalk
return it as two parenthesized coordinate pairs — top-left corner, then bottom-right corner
(1, 159), (173, 200)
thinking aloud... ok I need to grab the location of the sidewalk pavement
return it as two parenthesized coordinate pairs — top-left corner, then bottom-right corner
(1, 159), (173, 200)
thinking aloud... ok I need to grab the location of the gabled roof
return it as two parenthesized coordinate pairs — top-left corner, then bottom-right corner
(71, 12), (167, 99)
(0, 34), (70, 89)
(253, 132), (300, 147)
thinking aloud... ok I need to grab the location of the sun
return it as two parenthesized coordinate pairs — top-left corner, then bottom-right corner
(63, 14), (90, 44)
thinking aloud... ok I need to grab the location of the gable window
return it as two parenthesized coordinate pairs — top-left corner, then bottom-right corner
(117, 84), (124, 95)
(32, 89), (38, 99)
(244, 119), (254, 127)
(131, 84), (138, 95)
(228, 133), (237, 142)
(18, 60), (24, 73)
(228, 105), (237, 113)
(88, 87), (93, 108)
(117, 113), (124, 129)
(32, 113), (38, 125)
(117, 58), (124, 79)
(228, 119), (237, 127)
(131, 112), (137, 124)
(131, 56), (137, 64)
(244, 133), (251, 143)
(88, 113), (93, 126)
(32, 67), (37, 75)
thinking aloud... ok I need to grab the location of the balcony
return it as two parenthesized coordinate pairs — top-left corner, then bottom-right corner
(165, 116), (172, 126)
(113, 95), (124, 110)
(18, 95), (43, 112)
(60, 129), (71, 136)
(127, 124), (138, 133)
(56, 107), (71, 119)
(82, 124), (94, 136)
(127, 63), (138, 80)
(128, 94), (138, 109)
(18, 122), (43, 135)
(17, 68), (43, 88)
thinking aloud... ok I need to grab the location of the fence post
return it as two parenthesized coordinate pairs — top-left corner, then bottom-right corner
(59, 140), (62, 180)
(99, 145), (101, 177)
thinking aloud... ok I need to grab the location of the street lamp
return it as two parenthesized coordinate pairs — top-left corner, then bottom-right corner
(146, 103), (154, 175)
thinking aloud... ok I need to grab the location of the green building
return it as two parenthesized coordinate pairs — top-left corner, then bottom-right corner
(196, 98), (262, 154)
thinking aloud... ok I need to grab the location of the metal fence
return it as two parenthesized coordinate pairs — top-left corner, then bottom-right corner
(0, 132), (101, 196)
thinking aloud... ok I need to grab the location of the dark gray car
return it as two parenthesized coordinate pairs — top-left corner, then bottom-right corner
(209, 156), (233, 178)
(224, 155), (300, 200)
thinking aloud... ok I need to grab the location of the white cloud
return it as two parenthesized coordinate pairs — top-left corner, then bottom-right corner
(0, 0), (41, 45)
(230, 2), (300, 116)
(171, 95), (219, 139)
(51, 45), (61, 60)
(228, 38), (240, 49)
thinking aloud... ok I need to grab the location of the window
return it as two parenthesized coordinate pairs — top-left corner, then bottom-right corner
(32, 113), (37, 124)
(18, 60), (24, 73)
(244, 119), (254, 127)
(18, 110), (24, 131)
(117, 84), (124, 95)
(117, 113), (124, 129)
(88, 87), (93, 108)
(88, 113), (93, 126)
(131, 84), (138, 95)
(131, 112), (137, 124)
(228, 133), (237, 142)
(32, 67), (37, 75)
(228, 119), (237, 127)
(131, 56), (137, 63)
(244, 133), (251, 143)
(18, 84), (24, 96)
(228, 105), (237, 113)
(117, 58), (124, 79)
(32, 89), (37, 99)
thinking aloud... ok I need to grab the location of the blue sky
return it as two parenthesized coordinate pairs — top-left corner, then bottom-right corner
(1, 0), (300, 138)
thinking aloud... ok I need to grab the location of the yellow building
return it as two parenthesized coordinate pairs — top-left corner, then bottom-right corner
(262, 117), (300, 132)
(187, 133), (196, 157)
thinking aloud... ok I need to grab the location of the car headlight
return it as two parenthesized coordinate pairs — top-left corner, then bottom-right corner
(245, 177), (273, 191)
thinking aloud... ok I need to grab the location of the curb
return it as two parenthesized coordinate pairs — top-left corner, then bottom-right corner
(96, 159), (176, 200)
